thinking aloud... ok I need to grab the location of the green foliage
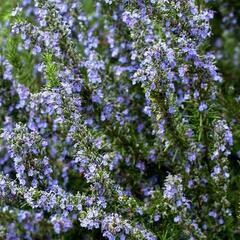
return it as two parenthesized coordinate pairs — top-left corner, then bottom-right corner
(43, 52), (60, 89)
(5, 37), (41, 92)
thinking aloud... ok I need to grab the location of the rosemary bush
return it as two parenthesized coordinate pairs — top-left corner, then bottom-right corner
(0, 0), (240, 239)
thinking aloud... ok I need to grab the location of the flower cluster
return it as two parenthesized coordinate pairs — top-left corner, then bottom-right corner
(0, 0), (239, 239)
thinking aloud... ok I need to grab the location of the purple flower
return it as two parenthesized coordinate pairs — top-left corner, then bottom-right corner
(198, 102), (208, 112)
